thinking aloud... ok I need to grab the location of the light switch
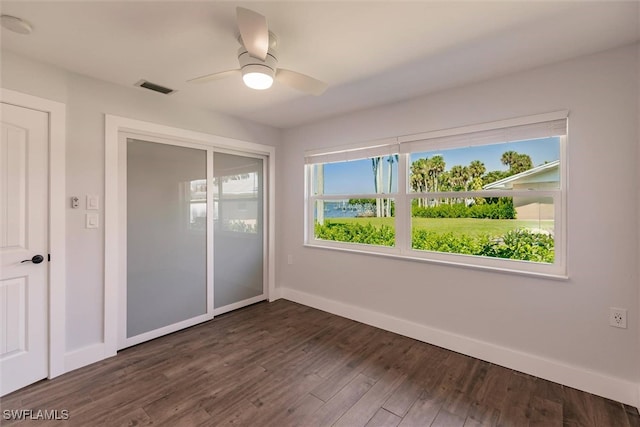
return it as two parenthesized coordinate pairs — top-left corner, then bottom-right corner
(86, 213), (99, 229)
(87, 195), (99, 210)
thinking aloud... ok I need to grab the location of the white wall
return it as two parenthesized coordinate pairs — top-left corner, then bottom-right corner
(279, 44), (640, 404)
(0, 50), (281, 353)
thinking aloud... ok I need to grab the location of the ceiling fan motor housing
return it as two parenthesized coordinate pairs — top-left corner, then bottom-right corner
(238, 47), (278, 81)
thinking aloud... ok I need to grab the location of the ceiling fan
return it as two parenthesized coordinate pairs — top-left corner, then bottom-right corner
(188, 7), (328, 96)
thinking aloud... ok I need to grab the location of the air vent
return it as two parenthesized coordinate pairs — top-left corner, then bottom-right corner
(134, 80), (175, 95)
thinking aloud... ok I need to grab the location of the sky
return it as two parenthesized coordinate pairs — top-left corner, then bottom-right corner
(318, 137), (560, 195)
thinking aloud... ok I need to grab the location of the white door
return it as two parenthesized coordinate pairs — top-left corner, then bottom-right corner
(0, 103), (49, 396)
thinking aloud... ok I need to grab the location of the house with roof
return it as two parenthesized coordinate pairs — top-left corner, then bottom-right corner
(483, 160), (559, 220)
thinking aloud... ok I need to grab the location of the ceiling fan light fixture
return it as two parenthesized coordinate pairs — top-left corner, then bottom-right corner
(187, 9), (327, 96)
(241, 64), (274, 90)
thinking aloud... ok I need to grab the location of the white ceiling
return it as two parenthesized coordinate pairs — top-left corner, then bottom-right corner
(1, 1), (638, 129)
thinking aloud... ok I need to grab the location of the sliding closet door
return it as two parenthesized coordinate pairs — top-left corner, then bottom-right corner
(125, 139), (212, 346)
(213, 152), (265, 313)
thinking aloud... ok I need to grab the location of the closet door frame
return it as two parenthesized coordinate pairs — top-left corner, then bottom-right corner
(104, 115), (275, 355)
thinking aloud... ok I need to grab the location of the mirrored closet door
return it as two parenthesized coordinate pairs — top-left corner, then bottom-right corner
(120, 137), (267, 349)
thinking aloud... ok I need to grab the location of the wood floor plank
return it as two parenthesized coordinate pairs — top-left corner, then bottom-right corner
(211, 399), (260, 426)
(496, 370), (536, 425)
(470, 363), (512, 412)
(310, 321), (382, 379)
(309, 330), (394, 402)
(303, 373), (377, 426)
(382, 343), (449, 417)
(625, 404), (640, 427)
(262, 393), (325, 427)
(101, 406), (154, 427)
(464, 400), (501, 427)
(1, 300), (634, 427)
(432, 408), (466, 427)
(593, 397), (632, 427)
(381, 378), (424, 418)
(532, 376), (564, 405)
(529, 395), (562, 427)
(334, 372), (407, 427)
(248, 372), (325, 422)
(563, 385), (598, 427)
(361, 333), (418, 382)
(439, 358), (490, 419)
(335, 343), (427, 427)
(366, 408), (402, 427)
(398, 391), (442, 427)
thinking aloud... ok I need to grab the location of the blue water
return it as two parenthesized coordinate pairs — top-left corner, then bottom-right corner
(318, 201), (371, 219)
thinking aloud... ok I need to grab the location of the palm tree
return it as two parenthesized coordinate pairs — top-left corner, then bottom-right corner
(501, 151), (533, 175)
(371, 157), (382, 217)
(409, 158), (428, 206)
(501, 151), (519, 170)
(468, 160), (486, 179)
(386, 155), (399, 217)
(428, 156), (445, 204)
(513, 153), (533, 174)
(449, 165), (470, 193)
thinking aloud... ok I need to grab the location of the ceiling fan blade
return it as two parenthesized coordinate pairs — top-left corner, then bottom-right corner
(236, 7), (269, 61)
(187, 69), (241, 84)
(275, 69), (328, 96)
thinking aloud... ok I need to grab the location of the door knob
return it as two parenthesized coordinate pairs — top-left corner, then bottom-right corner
(21, 255), (44, 264)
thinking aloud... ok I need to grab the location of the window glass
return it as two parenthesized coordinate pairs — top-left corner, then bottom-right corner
(409, 137), (560, 192)
(313, 155), (399, 195)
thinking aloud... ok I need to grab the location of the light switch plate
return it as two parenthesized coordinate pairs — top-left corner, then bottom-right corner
(87, 195), (99, 210)
(86, 213), (99, 229)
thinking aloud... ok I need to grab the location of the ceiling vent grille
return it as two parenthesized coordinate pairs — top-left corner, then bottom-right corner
(135, 80), (175, 95)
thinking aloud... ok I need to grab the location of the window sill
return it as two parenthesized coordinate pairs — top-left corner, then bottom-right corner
(303, 242), (569, 281)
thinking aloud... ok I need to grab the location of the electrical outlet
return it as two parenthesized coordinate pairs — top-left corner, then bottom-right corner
(609, 307), (627, 329)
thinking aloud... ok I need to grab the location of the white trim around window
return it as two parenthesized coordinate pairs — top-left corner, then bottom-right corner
(304, 112), (568, 279)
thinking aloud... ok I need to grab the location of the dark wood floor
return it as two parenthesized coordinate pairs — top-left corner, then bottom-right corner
(2, 300), (639, 426)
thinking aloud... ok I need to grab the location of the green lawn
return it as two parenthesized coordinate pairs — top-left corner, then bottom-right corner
(323, 217), (553, 237)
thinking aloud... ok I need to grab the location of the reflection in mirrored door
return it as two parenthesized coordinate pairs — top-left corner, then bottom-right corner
(213, 152), (265, 311)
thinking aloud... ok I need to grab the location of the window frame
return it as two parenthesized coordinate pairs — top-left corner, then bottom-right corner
(304, 112), (568, 278)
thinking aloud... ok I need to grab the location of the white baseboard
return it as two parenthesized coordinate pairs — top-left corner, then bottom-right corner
(63, 343), (109, 374)
(269, 287), (284, 302)
(280, 287), (639, 409)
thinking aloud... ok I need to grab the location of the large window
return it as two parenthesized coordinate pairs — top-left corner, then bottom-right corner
(305, 113), (567, 276)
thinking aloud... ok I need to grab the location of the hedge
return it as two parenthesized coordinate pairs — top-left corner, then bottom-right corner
(412, 198), (516, 219)
(314, 221), (554, 263)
